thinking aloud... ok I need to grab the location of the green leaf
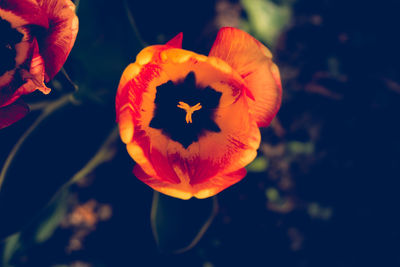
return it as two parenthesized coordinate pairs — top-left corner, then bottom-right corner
(151, 192), (218, 254)
(34, 189), (69, 244)
(0, 94), (115, 240)
(0, 127), (118, 264)
(0, 189), (69, 266)
(1, 233), (21, 267)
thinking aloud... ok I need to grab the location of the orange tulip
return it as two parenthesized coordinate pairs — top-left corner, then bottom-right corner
(116, 27), (282, 199)
(0, 0), (78, 129)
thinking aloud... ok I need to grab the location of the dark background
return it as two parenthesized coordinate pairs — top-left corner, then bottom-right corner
(1, 0), (400, 266)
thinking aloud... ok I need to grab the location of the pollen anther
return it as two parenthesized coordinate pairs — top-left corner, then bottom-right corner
(177, 101), (202, 123)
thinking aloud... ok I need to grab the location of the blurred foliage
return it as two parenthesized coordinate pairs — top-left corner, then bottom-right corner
(241, 0), (292, 46)
(246, 156), (269, 172)
(0, 94), (115, 240)
(1, 0), (400, 266)
(1, 190), (69, 267)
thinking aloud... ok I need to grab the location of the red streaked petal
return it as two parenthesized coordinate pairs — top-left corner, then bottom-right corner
(127, 119), (181, 185)
(159, 90), (260, 192)
(36, 0), (78, 81)
(116, 42), (272, 199)
(133, 164), (247, 200)
(159, 48), (245, 107)
(7, 39), (51, 104)
(166, 32), (183, 48)
(191, 95), (260, 184)
(209, 27), (282, 127)
(133, 163), (188, 198)
(126, 90), (259, 199)
(133, 164), (193, 200)
(129, 49), (254, 188)
(127, 135), (156, 177)
(150, 146), (181, 184)
(129, 129), (180, 185)
(166, 142), (218, 187)
(193, 168), (247, 199)
(0, 0), (48, 28)
(116, 56), (184, 185)
(0, 99), (29, 129)
(116, 62), (162, 122)
(2, 40), (50, 110)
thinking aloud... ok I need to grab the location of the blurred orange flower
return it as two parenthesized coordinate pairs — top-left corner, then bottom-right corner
(0, 0), (78, 129)
(116, 27), (282, 199)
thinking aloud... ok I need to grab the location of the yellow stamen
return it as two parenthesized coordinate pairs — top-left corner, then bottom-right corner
(177, 101), (202, 123)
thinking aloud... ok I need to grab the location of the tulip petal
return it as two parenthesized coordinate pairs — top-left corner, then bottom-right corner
(7, 39), (51, 104)
(196, 96), (261, 180)
(36, 0), (78, 81)
(0, 1), (48, 28)
(140, 83), (260, 199)
(134, 163), (247, 200)
(133, 164), (193, 200)
(129, 128), (182, 185)
(118, 59), (183, 185)
(209, 27), (282, 127)
(0, 99), (29, 129)
(159, 48), (245, 107)
(164, 92), (260, 187)
(117, 45), (261, 199)
(117, 31), (281, 199)
(115, 44), (181, 125)
(193, 168), (247, 199)
(166, 32), (183, 48)
(0, 5), (37, 88)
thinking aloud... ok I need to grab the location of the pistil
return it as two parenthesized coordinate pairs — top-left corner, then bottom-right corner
(177, 101), (202, 123)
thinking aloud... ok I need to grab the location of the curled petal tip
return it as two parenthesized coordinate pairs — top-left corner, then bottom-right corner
(209, 27), (282, 128)
(166, 32), (183, 48)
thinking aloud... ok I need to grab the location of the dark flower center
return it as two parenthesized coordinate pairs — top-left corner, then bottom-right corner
(150, 72), (222, 148)
(0, 17), (23, 76)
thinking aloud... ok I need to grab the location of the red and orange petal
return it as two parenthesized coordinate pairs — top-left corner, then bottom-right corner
(36, 0), (79, 81)
(9, 39), (51, 103)
(134, 164), (247, 200)
(130, 94), (261, 199)
(116, 29), (281, 199)
(209, 27), (282, 127)
(117, 41), (259, 199)
(1, 0), (78, 81)
(0, 0), (78, 128)
(0, 39), (50, 117)
(0, 9), (31, 90)
(0, 0), (47, 29)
